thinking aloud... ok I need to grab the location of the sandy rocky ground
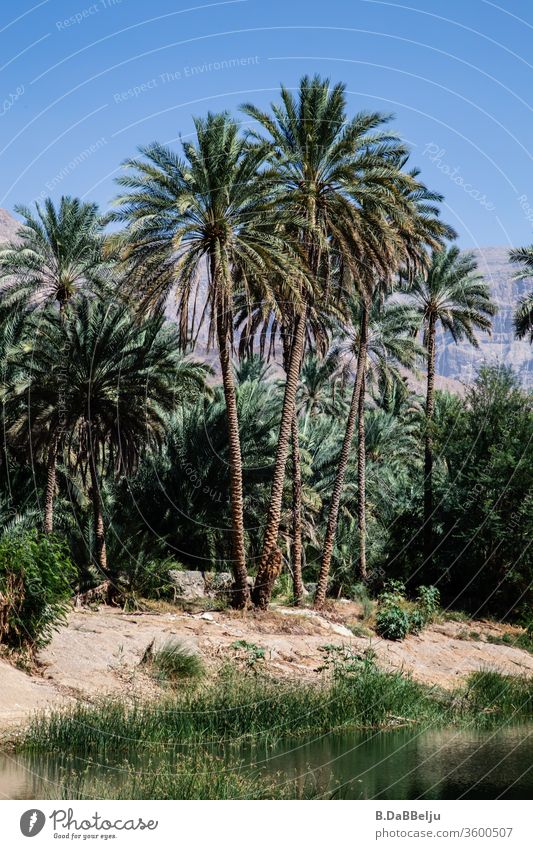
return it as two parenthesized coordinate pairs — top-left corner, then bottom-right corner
(1, 601), (532, 733)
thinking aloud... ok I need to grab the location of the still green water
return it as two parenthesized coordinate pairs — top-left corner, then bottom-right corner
(1, 724), (531, 799)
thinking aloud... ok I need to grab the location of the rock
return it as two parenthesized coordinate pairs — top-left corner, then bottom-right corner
(168, 570), (205, 600)
(199, 612), (215, 621)
(204, 572), (233, 598)
(305, 582), (317, 596)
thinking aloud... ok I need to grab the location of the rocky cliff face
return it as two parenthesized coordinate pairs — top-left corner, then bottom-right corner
(437, 246), (532, 388)
(0, 208), (20, 244)
(0, 208), (530, 387)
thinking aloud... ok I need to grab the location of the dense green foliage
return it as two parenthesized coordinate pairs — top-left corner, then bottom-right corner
(385, 366), (533, 618)
(0, 530), (75, 647)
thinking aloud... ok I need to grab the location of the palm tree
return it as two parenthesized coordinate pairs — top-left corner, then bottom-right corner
(407, 246), (496, 561)
(242, 75), (418, 608)
(108, 113), (297, 608)
(0, 196), (111, 316)
(0, 196), (113, 534)
(338, 297), (422, 581)
(9, 298), (206, 588)
(314, 163), (451, 607)
(509, 245), (533, 342)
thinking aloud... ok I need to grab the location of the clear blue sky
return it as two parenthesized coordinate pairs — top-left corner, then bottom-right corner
(1, 0), (532, 248)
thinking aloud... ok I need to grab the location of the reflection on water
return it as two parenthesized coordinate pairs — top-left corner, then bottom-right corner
(1, 724), (532, 800)
(250, 724), (533, 799)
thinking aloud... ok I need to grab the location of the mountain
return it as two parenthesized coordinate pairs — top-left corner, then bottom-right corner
(0, 208), (20, 244)
(0, 208), (530, 387)
(437, 246), (532, 388)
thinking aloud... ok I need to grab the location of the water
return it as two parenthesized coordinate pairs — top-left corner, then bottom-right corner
(1, 725), (532, 800)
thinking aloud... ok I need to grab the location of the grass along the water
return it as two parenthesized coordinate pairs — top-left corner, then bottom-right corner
(25, 662), (533, 760)
(18, 664), (533, 800)
(25, 668), (449, 759)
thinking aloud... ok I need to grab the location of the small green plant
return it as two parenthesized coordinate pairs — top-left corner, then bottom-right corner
(416, 585), (440, 622)
(375, 604), (410, 640)
(231, 639), (265, 668)
(375, 581), (409, 640)
(151, 640), (204, 683)
(318, 644), (376, 678)
(0, 530), (75, 649)
(408, 609), (425, 635)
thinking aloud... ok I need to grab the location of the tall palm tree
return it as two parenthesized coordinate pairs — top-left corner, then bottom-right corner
(337, 297), (422, 581)
(9, 298), (206, 587)
(509, 245), (533, 343)
(407, 246), (496, 561)
(314, 163), (451, 607)
(0, 196), (111, 316)
(242, 75), (418, 608)
(0, 196), (112, 534)
(108, 113), (297, 608)
(235, 271), (335, 606)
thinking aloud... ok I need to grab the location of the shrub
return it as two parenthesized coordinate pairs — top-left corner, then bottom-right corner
(376, 582), (440, 640)
(231, 639), (265, 668)
(408, 609), (426, 635)
(151, 639), (205, 683)
(375, 603), (410, 640)
(0, 530), (75, 649)
(416, 585), (440, 622)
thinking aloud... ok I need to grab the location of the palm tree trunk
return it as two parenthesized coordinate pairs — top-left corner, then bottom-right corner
(424, 313), (437, 562)
(357, 372), (367, 582)
(215, 297), (250, 610)
(291, 411), (304, 604)
(315, 304), (368, 607)
(252, 306), (307, 609)
(43, 436), (58, 535)
(89, 450), (107, 576)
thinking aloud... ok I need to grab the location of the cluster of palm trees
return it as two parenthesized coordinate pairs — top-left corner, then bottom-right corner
(1, 74), (517, 612)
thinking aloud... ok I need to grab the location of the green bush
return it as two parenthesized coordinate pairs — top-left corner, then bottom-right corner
(0, 530), (75, 649)
(375, 603), (410, 640)
(416, 585), (440, 622)
(408, 609), (426, 635)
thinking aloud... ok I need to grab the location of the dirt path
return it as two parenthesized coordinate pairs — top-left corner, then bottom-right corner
(1, 604), (532, 732)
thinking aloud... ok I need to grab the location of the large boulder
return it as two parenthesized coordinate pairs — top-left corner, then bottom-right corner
(168, 570), (206, 600)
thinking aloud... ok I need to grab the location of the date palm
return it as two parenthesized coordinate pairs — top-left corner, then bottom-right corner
(108, 112), (298, 607)
(0, 196), (113, 532)
(0, 196), (111, 315)
(8, 298), (206, 587)
(509, 246), (533, 342)
(314, 164), (451, 607)
(407, 246), (496, 561)
(242, 75), (419, 607)
(338, 296), (422, 581)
